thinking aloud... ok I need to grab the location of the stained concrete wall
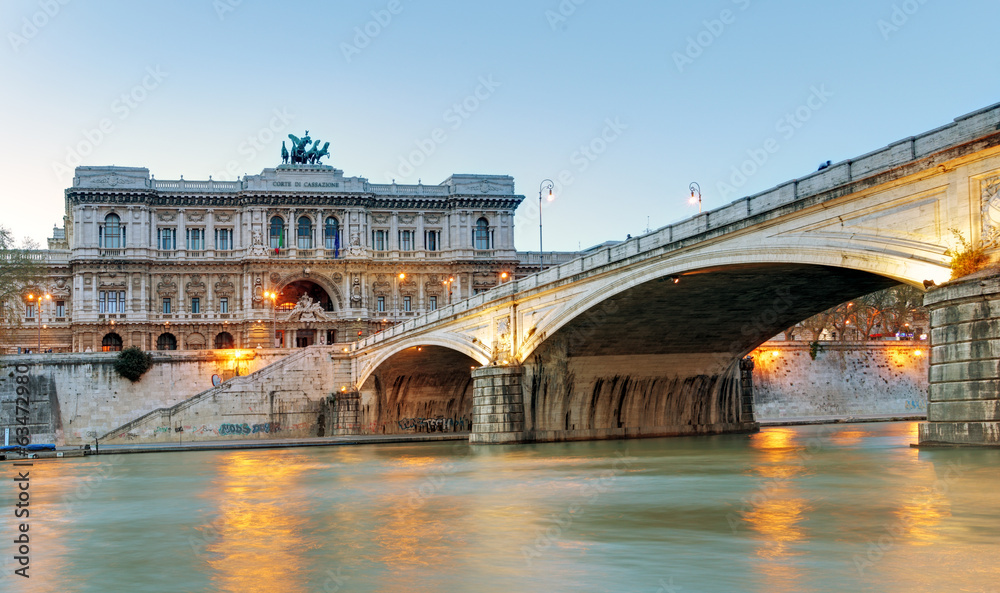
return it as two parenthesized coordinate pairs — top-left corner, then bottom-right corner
(358, 346), (474, 435)
(519, 333), (753, 442)
(0, 349), (316, 446)
(752, 341), (928, 420)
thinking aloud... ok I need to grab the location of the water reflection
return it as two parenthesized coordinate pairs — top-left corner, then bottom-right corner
(744, 427), (812, 590)
(202, 452), (314, 593)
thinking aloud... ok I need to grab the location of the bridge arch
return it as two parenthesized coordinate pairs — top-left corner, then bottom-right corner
(355, 338), (487, 435)
(356, 333), (490, 390)
(517, 243), (946, 362)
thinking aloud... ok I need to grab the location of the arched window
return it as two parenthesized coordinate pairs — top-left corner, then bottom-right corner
(269, 216), (284, 249)
(474, 217), (491, 250)
(297, 216), (313, 249)
(101, 332), (123, 352)
(103, 213), (122, 249)
(156, 333), (177, 351)
(324, 217), (340, 251)
(214, 332), (235, 349)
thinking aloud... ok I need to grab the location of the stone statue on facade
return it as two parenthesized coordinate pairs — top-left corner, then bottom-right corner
(284, 294), (331, 322)
(348, 232), (364, 256)
(281, 142), (289, 164)
(248, 229), (269, 257)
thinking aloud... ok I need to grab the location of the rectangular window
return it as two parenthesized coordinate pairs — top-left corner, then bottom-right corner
(373, 230), (388, 251)
(118, 291), (126, 313)
(158, 228), (176, 250)
(162, 298), (171, 314)
(25, 303), (36, 319)
(215, 228), (231, 251)
(191, 297), (200, 314)
(56, 301), (65, 317)
(98, 291), (106, 314)
(186, 228), (205, 250)
(377, 296), (385, 312)
(403, 296), (411, 312)
(219, 297), (229, 313)
(425, 230), (440, 251)
(400, 230), (413, 251)
(326, 329), (336, 344)
(429, 296), (437, 311)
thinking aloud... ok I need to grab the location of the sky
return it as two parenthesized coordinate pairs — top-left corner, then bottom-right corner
(2, 0), (999, 252)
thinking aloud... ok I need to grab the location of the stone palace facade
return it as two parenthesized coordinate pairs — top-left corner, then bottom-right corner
(11, 159), (527, 353)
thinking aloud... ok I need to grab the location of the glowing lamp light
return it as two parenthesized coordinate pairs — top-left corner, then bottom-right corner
(398, 273), (406, 280)
(914, 350), (923, 357)
(770, 351), (780, 358)
(546, 188), (554, 202)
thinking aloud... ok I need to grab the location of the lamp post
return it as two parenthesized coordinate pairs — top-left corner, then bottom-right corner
(264, 291), (278, 348)
(26, 292), (50, 353)
(689, 182), (702, 213)
(442, 276), (455, 305)
(539, 179), (554, 271)
(396, 272), (406, 322)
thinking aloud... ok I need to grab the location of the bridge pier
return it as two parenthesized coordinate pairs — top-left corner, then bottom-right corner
(919, 273), (1000, 446)
(469, 366), (525, 444)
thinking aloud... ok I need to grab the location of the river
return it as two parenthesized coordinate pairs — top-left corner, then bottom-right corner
(3, 422), (999, 592)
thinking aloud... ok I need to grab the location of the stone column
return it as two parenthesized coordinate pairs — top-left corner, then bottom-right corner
(919, 272), (1000, 446)
(470, 365), (525, 444)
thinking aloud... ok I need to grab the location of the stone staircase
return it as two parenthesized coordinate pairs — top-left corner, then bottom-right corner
(98, 346), (351, 444)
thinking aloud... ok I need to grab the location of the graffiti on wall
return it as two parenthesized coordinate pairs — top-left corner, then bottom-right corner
(218, 422), (281, 436)
(397, 416), (470, 432)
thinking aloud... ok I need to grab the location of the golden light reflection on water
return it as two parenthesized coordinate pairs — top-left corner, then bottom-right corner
(203, 451), (313, 593)
(744, 428), (812, 590)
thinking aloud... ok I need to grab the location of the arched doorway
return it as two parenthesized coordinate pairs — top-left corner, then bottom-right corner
(276, 280), (335, 311)
(102, 332), (123, 352)
(214, 332), (235, 349)
(157, 333), (177, 350)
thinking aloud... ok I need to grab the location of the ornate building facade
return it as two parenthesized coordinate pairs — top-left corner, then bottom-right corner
(11, 154), (526, 353)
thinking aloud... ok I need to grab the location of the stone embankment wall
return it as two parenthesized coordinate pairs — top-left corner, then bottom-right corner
(0, 348), (346, 446)
(752, 341), (928, 420)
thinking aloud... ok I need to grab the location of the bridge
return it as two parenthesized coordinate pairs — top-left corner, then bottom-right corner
(95, 103), (1000, 447)
(350, 103), (1000, 444)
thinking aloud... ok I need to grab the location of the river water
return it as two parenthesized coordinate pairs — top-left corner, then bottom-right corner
(3, 422), (999, 592)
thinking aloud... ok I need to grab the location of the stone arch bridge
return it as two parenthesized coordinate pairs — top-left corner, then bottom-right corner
(92, 105), (1000, 447)
(351, 104), (1000, 444)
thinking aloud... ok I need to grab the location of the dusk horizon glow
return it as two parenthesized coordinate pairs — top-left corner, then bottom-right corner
(2, 0), (998, 251)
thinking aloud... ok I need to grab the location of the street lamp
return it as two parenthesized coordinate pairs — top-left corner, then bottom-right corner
(263, 291), (278, 348)
(539, 179), (554, 271)
(442, 276), (455, 305)
(689, 182), (702, 213)
(25, 292), (51, 353)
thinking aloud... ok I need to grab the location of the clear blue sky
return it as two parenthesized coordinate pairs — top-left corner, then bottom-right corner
(2, 0), (998, 252)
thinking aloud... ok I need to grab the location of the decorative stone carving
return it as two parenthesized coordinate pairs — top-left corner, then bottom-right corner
(187, 211), (205, 223)
(494, 316), (512, 360)
(400, 278), (417, 296)
(215, 275), (235, 298)
(156, 210), (177, 222)
(981, 176), (1000, 237)
(186, 274), (206, 298)
(348, 232), (364, 256)
(424, 214), (441, 224)
(248, 229), (268, 257)
(372, 275), (390, 296)
(399, 213), (416, 224)
(372, 213), (390, 224)
(350, 275), (362, 306)
(280, 294), (332, 322)
(333, 273), (343, 283)
(215, 212), (233, 223)
(253, 275), (263, 306)
(157, 275), (177, 297)
(270, 272), (282, 285)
